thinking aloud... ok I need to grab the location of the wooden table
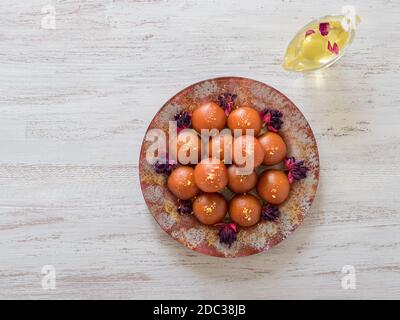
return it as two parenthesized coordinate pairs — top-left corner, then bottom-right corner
(1, 0), (399, 299)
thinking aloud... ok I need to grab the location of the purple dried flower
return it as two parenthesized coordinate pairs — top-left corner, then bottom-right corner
(261, 203), (280, 222)
(153, 156), (177, 176)
(177, 199), (193, 215)
(174, 111), (191, 132)
(285, 157), (309, 184)
(215, 223), (238, 247)
(218, 93), (237, 116)
(260, 109), (283, 132)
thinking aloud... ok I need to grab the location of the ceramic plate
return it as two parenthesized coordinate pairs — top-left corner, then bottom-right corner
(139, 77), (319, 257)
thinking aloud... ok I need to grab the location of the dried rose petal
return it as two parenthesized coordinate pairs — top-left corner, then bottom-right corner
(154, 160), (177, 176)
(285, 157), (308, 184)
(319, 22), (330, 36)
(177, 199), (193, 215)
(174, 111), (191, 132)
(215, 223), (238, 247)
(260, 109), (283, 132)
(154, 153), (177, 176)
(305, 29), (315, 37)
(261, 203), (280, 222)
(218, 93), (237, 116)
(327, 41), (339, 55)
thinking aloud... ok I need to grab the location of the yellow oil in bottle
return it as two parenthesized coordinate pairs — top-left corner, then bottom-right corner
(283, 15), (359, 72)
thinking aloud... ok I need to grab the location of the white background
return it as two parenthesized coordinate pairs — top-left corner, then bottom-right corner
(0, 0), (399, 299)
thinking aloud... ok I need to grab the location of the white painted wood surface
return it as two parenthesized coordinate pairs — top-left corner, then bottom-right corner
(0, 0), (399, 299)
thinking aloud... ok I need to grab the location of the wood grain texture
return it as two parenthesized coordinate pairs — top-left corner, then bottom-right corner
(0, 0), (399, 299)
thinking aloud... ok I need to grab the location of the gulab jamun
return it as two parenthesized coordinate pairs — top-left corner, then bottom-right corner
(227, 165), (258, 193)
(169, 129), (201, 164)
(257, 170), (290, 205)
(227, 106), (262, 136)
(206, 133), (233, 162)
(194, 158), (228, 192)
(258, 132), (287, 166)
(167, 166), (200, 200)
(192, 102), (226, 133)
(228, 194), (261, 227)
(232, 135), (264, 169)
(193, 193), (227, 225)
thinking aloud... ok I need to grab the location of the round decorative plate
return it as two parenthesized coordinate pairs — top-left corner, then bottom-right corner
(139, 77), (319, 258)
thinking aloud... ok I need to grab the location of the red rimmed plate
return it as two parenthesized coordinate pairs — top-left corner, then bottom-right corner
(139, 77), (319, 258)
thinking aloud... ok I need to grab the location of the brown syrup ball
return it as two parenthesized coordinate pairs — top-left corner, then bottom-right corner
(227, 165), (258, 193)
(194, 158), (228, 192)
(193, 193), (227, 225)
(257, 170), (290, 205)
(169, 129), (201, 164)
(228, 194), (261, 227)
(258, 132), (287, 166)
(167, 166), (200, 200)
(206, 134), (233, 162)
(192, 102), (227, 133)
(232, 135), (264, 169)
(227, 106), (262, 136)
